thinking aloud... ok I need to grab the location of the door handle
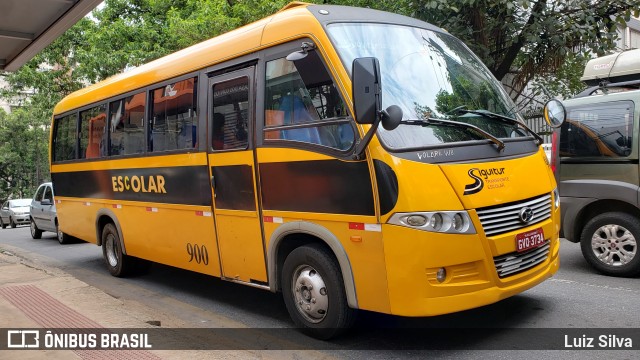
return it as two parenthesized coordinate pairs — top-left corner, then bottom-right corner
(211, 175), (216, 189)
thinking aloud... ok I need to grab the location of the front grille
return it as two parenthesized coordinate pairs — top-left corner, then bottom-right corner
(493, 241), (550, 278)
(477, 194), (551, 236)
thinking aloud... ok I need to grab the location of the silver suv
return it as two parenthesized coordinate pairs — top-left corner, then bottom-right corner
(0, 199), (32, 228)
(30, 182), (72, 244)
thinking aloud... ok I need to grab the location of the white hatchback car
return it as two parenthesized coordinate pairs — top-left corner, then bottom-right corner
(30, 182), (72, 244)
(0, 198), (32, 228)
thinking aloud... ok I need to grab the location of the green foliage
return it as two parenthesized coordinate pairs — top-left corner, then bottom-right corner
(410, 0), (638, 103)
(0, 108), (50, 200)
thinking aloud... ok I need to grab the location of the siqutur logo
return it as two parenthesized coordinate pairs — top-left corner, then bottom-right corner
(463, 168), (484, 195)
(463, 167), (506, 195)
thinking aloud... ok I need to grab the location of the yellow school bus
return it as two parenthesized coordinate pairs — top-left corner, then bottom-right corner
(48, 2), (560, 338)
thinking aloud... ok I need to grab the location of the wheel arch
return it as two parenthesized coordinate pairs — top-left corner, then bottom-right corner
(574, 199), (640, 242)
(95, 209), (127, 254)
(267, 221), (358, 309)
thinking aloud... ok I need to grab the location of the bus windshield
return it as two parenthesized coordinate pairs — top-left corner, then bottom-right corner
(327, 23), (529, 150)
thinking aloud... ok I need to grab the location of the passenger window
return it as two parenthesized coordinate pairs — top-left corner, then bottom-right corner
(561, 101), (635, 158)
(212, 77), (249, 150)
(264, 50), (354, 151)
(53, 113), (77, 161)
(34, 186), (45, 202)
(109, 92), (146, 156)
(79, 104), (107, 159)
(150, 77), (198, 152)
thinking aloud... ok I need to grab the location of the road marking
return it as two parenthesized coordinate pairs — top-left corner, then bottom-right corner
(549, 278), (640, 293)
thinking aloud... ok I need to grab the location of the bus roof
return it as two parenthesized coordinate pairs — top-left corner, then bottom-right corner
(53, 3), (444, 116)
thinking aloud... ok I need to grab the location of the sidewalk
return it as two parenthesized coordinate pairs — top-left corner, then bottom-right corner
(0, 248), (322, 360)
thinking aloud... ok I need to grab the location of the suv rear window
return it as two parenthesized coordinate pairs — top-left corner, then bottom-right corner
(560, 101), (635, 158)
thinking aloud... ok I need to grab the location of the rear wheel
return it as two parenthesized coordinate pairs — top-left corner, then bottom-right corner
(56, 222), (71, 244)
(580, 212), (640, 277)
(102, 223), (133, 277)
(30, 218), (42, 239)
(281, 244), (357, 339)
(0, 217), (5, 229)
(10, 217), (16, 228)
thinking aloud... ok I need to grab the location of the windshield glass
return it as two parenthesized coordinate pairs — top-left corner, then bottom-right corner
(327, 23), (528, 150)
(10, 199), (31, 207)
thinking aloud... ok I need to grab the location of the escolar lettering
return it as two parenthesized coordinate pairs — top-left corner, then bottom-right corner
(111, 175), (167, 194)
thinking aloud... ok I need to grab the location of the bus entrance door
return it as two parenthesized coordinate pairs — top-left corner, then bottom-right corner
(207, 68), (268, 284)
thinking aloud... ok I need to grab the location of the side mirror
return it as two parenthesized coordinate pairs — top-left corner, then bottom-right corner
(352, 57), (381, 124)
(543, 99), (566, 128)
(41, 199), (52, 206)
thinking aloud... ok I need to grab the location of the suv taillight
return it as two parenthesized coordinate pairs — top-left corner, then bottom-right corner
(551, 131), (558, 174)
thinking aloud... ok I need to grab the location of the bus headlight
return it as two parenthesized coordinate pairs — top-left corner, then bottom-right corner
(388, 211), (476, 234)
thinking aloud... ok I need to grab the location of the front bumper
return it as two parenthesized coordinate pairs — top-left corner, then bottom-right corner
(382, 217), (560, 317)
(12, 214), (30, 225)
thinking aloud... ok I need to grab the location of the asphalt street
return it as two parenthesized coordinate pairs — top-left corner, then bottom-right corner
(0, 225), (638, 359)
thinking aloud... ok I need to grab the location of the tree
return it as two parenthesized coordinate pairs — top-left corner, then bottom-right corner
(408, 0), (639, 106)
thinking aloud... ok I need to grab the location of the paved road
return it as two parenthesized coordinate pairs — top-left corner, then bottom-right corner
(1, 225), (638, 358)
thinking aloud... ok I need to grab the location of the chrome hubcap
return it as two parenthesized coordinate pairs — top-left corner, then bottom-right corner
(591, 224), (637, 266)
(30, 221), (36, 235)
(105, 234), (118, 267)
(292, 265), (329, 323)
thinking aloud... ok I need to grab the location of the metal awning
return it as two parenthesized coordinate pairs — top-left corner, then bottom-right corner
(0, 0), (102, 72)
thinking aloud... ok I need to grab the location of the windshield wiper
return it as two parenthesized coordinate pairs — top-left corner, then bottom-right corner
(402, 118), (505, 151)
(451, 107), (544, 145)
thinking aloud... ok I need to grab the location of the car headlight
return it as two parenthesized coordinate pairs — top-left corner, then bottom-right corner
(553, 188), (560, 210)
(388, 211), (476, 234)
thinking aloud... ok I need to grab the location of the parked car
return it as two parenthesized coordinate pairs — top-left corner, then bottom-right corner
(551, 49), (640, 277)
(0, 199), (32, 228)
(30, 182), (72, 244)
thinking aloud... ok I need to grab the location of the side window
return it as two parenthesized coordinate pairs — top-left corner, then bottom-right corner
(109, 92), (146, 156)
(212, 77), (249, 150)
(560, 101), (635, 158)
(150, 77), (198, 152)
(34, 186), (45, 202)
(43, 186), (53, 202)
(79, 104), (107, 159)
(53, 113), (77, 161)
(264, 50), (354, 150)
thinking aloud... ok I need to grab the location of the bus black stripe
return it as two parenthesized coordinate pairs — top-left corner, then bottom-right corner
(259, 160), (374, 215)
(51, 166), (212, 206)
(211, 165), (256, 211)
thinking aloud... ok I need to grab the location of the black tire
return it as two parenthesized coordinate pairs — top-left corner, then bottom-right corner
(281, 244), (357, 339)
(580, 212), (640, 277)
(30, 218), (42, 239)
(101, 223), (133, 277)
(56, 222), (72, 244)
(10, 217), (16, 228)
(0, 217), (5, 229)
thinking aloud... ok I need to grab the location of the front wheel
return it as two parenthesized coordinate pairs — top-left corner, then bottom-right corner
(281, 244), (356, 339)
(101, 223), (133, 277)
(30, 218), (42, 239)
(580, 212), (640, 277)
(10, 217), (16, 228)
